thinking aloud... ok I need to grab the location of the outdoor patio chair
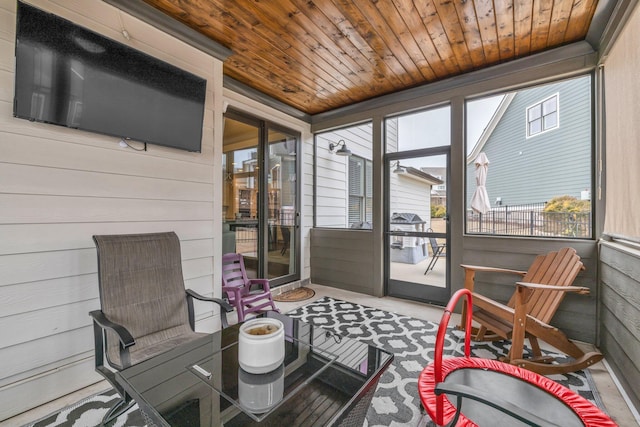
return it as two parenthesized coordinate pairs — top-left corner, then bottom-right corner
(459, 247), (603, 375)
(89, 232), (233, 424)
(424, 228), (446, 274)
(221, 252), (280, 322)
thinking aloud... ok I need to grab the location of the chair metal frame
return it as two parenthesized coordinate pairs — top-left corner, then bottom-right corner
(424, 228), (446, 274)
(89, 232), (233, 424)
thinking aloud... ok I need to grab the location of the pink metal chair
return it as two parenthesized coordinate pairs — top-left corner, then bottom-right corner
(221, 253), (280, 322)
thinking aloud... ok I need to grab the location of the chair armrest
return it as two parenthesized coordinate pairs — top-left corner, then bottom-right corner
(516, 282), (590, 295)
(186, 289), (234, 312)
(248, 278), (271, 291)
(186, 289), (233, 329)
(89, 310), (135, 348)
(460, 264), (528, 276)
(222, 284), (245, 302)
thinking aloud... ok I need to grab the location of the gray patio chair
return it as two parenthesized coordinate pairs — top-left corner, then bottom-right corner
(89, 232), (233, 424)
(424, 228), (446, 274)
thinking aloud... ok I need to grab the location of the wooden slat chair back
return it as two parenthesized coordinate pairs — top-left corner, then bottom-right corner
(507, 248), (584, 324)
(461, 247), (603, 375)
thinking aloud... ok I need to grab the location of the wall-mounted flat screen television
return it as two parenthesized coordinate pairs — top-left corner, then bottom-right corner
(13, 2), (206, 152)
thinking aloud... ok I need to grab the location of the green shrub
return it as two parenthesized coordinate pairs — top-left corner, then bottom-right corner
(542, 196), (591, 237)
(431, 204), (446, 218)
(543, 195), (590, 213)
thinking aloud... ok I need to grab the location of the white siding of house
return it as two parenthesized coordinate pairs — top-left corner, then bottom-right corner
(315, 124), (372, 228)
(315, 119), (431, 230)
(0, 0), (224, 419)
(389, 175), (431, 228)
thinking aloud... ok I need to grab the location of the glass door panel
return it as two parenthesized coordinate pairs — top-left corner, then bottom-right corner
(385, 105), (451, 305)
(223, 113), (300, 285)
(266, 129), (297, 280)
(386, 152), (450, 305)
(223, 118), (260, 278)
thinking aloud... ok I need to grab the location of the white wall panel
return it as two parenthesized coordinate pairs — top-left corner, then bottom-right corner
(0, 328), (93, 387)
(0, 299), (98, 349)
(0, 358), (102, 422)
(0, 0), (224, 419)
(0, 163), (215, 201)
(0, 221), (215, 255)
(0, 195), (214, 224)
(0, 39), (11, 72)
(0, 274), (98, 318)
(0, 129), (215, 182)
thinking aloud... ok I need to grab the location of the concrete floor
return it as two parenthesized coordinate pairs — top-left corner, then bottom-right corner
(5, 283), (638, 426)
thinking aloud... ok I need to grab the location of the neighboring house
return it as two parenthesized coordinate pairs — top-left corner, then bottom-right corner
(422, 166), (447, 207)
(316, 118), (442, 230)
(315, 123), (375, 228)
(466, 77), (592, 209)
(389, 170), (443, 264)
(390, 166), (443, 228)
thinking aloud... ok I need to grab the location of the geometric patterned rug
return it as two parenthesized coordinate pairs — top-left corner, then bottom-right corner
(25, 296), (604, 427)
(286, 297), (605, 427)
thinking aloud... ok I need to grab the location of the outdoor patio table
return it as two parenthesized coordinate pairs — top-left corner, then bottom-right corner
(115, 311), (393, 426)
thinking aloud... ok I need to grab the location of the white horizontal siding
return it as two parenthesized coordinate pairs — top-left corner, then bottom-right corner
(390, 175), (431, 223)
(0, 163), (215, 201)
(0, 194), (214, 224)
(0, 221), (214, 255)
(315, 125), (372, 228)
(0, 0), (224, 420)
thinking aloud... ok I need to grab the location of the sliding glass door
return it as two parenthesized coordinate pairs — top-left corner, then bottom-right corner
(223, 110), (299, 286)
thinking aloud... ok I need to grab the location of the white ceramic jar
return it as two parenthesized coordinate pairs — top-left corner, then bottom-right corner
(238, 318), (285, 374)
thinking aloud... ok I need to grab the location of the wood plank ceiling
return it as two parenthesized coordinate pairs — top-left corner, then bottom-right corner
(142, 0), (599, 115)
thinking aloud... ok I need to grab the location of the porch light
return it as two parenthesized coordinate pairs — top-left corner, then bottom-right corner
(329, 139), (351, 156)
(392, 161), (406, 174)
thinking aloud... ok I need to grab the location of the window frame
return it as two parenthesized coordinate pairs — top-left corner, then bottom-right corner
(465, 76), (593, 240)
(348, 154), (372, 227)
(526, 92), (560, 138)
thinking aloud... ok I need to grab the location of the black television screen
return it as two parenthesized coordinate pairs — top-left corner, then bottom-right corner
(13, 2), (206, 152)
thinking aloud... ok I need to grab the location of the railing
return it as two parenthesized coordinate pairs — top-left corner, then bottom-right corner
(467, 202), (592, 238)
(232, 211), (296, 251)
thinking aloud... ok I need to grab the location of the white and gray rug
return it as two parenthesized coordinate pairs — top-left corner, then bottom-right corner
(26, 296), (603, 427)
(286, 297), (602, 426)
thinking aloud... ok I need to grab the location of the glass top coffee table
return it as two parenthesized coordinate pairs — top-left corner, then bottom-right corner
(115, 311), (393, 426)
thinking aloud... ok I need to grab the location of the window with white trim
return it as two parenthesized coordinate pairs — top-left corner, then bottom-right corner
(349, 155), (372, 226)
(315, 122), (373, 229)
(527, 94), (559, 137)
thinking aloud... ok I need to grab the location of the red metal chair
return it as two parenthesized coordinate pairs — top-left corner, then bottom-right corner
(221, 253), (280, 322)
(418, 288), (617, 426)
